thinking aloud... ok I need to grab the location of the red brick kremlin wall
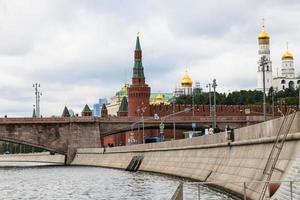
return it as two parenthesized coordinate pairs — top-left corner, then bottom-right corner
(149, 104), (297, 117)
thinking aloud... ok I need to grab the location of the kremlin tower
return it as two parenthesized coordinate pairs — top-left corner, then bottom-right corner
(281, 44), (295, 78)
(257, 21), (273, 91)
(128, 34), (151, 117)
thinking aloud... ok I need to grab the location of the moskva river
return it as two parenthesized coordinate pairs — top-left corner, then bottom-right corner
(0, 163), (234, 200)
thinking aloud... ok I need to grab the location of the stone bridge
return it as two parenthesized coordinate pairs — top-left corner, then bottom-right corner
(0, 115), (268, 163)
(99, 115), (270, 135)
(0, 117), (101, 164)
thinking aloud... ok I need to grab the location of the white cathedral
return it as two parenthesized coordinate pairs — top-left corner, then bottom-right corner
(257, 23), (300, 92)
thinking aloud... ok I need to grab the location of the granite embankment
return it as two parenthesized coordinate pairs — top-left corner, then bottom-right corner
(72, 113), (300, 199)
(0, 152), (65, 164)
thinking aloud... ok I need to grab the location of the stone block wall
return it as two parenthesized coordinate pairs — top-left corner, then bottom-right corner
(72, 112), (300, 199)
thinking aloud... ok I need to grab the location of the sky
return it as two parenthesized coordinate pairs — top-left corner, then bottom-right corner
(0, 0), (299, 116)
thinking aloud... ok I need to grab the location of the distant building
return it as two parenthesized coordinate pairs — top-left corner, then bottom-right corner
(106, 84), (128, 116)
(150, 93), (173, 105)
(93, 103), (100, 116)
(256, 21), (300, 91)
(174, 70), (194, 97)
(93, 98), (107, 117)
(272, 46), (300, 91)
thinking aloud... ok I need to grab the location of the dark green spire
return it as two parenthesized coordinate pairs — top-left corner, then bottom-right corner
(62, 106), (70, 117)
(82, 104), (91, 113)
(118, 97), (128, 112)
(135, 34), (141, 51)
(133, 34), (145, 79)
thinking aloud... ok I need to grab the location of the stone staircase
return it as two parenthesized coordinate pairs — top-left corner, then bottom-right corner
(272, 154), (300, 199)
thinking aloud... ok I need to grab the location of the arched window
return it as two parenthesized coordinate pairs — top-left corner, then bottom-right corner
(281, 80), (286, 84)
(288, 81), (295, 89)
(297, 80), (300, 85)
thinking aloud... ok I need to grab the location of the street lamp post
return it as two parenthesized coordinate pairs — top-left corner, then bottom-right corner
(206, 83), (212, 117)
(212, 79), (217, 129)
(137, 105), (146, 144)
(260, 56), (268, 121)
(172, 96), (176, 140)
(272, 90), (275, 118)
(298, 85), (300, 110)
(192, 88), (195, 117)
(160, 108), (191, 140)
(33, 83), (42, 118)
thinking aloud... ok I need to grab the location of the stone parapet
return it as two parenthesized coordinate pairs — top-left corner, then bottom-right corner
(0, 152), (65, 164)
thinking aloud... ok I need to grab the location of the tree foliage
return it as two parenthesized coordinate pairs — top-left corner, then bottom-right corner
(175, 88), (300, 106)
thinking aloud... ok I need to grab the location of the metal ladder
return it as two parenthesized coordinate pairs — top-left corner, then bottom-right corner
(259, 110), (297, 200)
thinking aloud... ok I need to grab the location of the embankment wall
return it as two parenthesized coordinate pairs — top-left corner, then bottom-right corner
(72, 113), (300, 199)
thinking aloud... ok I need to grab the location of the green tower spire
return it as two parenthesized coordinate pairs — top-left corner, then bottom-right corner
(118, 96), (128, 112)
(133, 33), (145, 79)
(135, 32), (141, 51)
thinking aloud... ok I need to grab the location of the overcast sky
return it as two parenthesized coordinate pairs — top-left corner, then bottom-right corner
(0, 0), (299, 116)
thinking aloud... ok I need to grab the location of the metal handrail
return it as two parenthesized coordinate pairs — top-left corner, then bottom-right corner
(191, 180), (300, 200)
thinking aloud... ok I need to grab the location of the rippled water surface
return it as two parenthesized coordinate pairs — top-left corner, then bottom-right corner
(0, 163), (234, 200)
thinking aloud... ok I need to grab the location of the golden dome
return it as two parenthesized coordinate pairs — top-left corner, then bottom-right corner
(181, 71), (193, 87)
(155, 94), (164, 101)
(282, 51), (293, 60)
(258, 21), (270, 40)
(150, 93), (169, 105)
(258, 31), (270, 40)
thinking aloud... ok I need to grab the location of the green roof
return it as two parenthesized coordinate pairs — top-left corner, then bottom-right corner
(115, 84), (128, 97)
(62, 106), (70, 117)
(82, 104), (92, 113)
(118, 96), (128, 112)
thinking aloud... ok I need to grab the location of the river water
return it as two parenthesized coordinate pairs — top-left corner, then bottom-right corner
(0, 163), (234, 200)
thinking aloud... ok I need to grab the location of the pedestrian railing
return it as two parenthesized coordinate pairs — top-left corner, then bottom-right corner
(193, 180), (300, 200)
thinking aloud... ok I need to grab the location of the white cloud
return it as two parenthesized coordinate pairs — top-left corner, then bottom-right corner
(0, 0), (299, 116)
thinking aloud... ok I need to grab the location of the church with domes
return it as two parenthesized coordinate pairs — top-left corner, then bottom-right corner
(272, 46), (300, 91)
(256, 21), (300, 92)
(174, 70), (194, 97)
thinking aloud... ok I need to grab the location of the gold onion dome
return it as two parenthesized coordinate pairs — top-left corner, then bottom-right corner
(258, 30), (270, 39)
(181, 71), (193, 87)
(282, 51), (293, 60)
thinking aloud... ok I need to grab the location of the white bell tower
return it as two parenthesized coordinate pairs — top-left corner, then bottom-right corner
(257, 20), (273, 92)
